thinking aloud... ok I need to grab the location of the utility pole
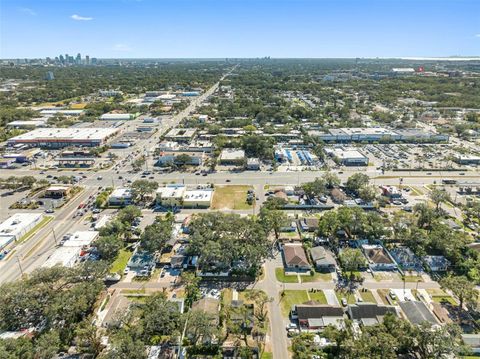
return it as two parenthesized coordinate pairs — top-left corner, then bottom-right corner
(16, 256), (24, 276)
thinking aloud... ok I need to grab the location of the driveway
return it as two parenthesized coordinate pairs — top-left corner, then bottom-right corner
(324, 289), (339, 305)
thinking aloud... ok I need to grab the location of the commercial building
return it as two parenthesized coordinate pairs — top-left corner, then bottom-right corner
(309, 127), (448, 143)
(155, 151), (203, 167)
(246, 158), (260, 170)
(94, 215), (112, 231)
(156, 186), (186, 207)
(43, 231), (98, 268)
(40, 109), (84, 116)
(219, 149), (245, 165)
(44, 185), (72, 198)
(324, 147), (369, 166)
(164, 128), (196, 143)
(7, 120), (47, 129)
(156, 186), (213, 208)
(7, 128), (119, 148)
(182, 189), (213, 208)
(0, 213), (43, 250)
(100, 113), (134, 121)
(108, 188), (133, 206)
(455, 155), (480, 165)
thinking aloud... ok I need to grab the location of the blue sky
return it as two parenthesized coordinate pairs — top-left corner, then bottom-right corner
(1, 0), (479, 58)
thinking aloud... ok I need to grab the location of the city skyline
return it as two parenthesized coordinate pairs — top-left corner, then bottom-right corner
(1, 0), (479, 59)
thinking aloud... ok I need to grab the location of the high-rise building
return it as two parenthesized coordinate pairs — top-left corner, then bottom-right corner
(45, 71), (55, 81)
(85, 55), (90, 65)
(76, 53), (81, 64)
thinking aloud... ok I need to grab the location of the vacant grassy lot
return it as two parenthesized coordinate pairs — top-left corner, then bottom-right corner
(309, 291), (328, 304)
(360, 290), (377, 303)
(211, 185), (254, 210)
(110, 249), (133, 275)
(275, 268), (299, 283)
(279, 290), (309, 317)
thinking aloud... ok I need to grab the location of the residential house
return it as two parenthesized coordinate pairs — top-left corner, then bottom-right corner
(291, 304), (345, 330)
(283, 244), (311, 271)
(390, 247), (422, 271)
(310, 246), (337, 272)
(423, 255), (450, 272)
(298, 217), (320, 232)
(347, 303), (397, 326)
(362, 244), (397, 271)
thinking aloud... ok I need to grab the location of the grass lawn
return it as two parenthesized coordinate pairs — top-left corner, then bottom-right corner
(275, 268), (299, 283)
(335, 291), (356, 305)
(360, 290), (377, 303)
(17, 216), (54, 244)
(279, 290), (309, 317)
(261, 353), (273, 359)
(309, 291), (328, 304)
(211, 185), (254, 210)
(432, 295), (458, 306)
(426, 290), (458, 306)
(301, 272), (332, 283)
(110, 249), (132, 275)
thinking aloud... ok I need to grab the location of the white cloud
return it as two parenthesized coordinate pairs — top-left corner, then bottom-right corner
(112, 43), (133, 52)
(19, 7), (36, 16)
(71, 14), (93, 21)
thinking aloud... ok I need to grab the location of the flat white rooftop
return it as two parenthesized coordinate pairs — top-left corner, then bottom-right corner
(0, 213), (43, 240)
(63, 231), (98, 247)
(220, 148), (245, 160)
(100, 113), (133, 120)
(109, 188), (132, 198)
(183, 190), (213, 202)
(8, 128), (119, 142)
(156, 186), (186, 198)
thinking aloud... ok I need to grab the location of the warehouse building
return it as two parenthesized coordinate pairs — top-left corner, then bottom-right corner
(324, 147), (369, 166)
(7, 119), (47, 129)
(100, 113), (134, 121)
(7, 128), (119, 148)
(40, 109), (84, 116)
(0, 213), (44, 250)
